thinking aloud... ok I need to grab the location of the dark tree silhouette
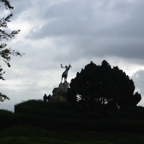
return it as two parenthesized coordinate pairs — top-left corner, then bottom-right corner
(67, 60), (141, 111)
(0, 0), (23, 101)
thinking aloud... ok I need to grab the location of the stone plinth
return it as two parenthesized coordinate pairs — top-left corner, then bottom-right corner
(49, 81), (69, 102)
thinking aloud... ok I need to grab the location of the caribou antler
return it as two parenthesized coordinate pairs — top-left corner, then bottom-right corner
(69, 63), (72, 68)
(61, 64), (65, 68)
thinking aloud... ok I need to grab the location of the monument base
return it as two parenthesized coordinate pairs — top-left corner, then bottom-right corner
(49, 81), (69, 102)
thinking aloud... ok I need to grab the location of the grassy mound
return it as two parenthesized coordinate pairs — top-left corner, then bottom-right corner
(0, 109), (16, 130)
(1, 100), (144, 143)
(12, 100), (144, 132)
(15, 99), (144, 119)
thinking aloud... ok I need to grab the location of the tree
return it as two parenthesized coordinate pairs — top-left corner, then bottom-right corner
(67, 60), (141, 111)
(0, 0), (23, 101)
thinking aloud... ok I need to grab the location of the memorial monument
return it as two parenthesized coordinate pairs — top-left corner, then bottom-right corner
(49, 64), (72, 102)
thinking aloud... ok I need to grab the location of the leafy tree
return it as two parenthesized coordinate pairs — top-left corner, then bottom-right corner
(67, 60), (141, 111)
(0, 0), (23, 101)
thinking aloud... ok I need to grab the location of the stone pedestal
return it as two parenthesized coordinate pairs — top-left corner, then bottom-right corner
(49, 81), (69, 102)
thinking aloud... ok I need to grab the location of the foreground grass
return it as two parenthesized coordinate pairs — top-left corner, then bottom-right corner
(0, 125), (144, 144)
(0, 137), (114, 144)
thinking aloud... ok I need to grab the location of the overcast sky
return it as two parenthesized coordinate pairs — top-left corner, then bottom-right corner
(1, 0), (144, 112)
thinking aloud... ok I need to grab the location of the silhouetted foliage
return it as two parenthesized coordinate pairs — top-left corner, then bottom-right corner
(67, 60), (141, 111)
(0, 1), (23, 100)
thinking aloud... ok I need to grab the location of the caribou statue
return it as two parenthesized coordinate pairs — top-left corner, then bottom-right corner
(61, 64), (72, 83)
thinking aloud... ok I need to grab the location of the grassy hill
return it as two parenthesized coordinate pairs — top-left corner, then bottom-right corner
(13, 100), (144, 132)
(0, 99), (144, 143)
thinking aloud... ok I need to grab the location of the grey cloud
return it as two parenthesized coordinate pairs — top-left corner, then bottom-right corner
(9, 0), (48, 21)
(5, 40), (60, 71)
(10, 0), (33, 20)
(131, 70), (144, 94)
(131, 70), (144, 105)
(26, 0), (144, 39)
(47, 35), (144, 64)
